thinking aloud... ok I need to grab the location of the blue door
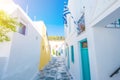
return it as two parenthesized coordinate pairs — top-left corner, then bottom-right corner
(80, 39), (91, 80)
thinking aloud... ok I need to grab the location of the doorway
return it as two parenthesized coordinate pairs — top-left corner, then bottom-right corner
(80, 39), (91, 80)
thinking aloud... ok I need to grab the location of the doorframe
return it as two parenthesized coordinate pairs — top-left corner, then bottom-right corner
(80, 38), (91, 80)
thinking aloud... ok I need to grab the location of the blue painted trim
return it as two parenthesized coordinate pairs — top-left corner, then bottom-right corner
(71, 45), (74, 63)
(80, 38), (87, 43)
(80, 38), (91, 80)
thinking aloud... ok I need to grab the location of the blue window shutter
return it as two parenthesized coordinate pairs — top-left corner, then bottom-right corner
(71, 46), (74, 63)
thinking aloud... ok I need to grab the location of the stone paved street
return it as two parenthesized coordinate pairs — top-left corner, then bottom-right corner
(34, 57), (73, 80)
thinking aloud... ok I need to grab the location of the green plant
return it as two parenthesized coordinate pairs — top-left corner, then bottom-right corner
(0, 10), (19, 42)
(48, 36), (65, 41)
(52, 49), (55, 55)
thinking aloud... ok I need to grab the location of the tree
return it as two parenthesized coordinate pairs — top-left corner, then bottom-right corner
(0, 10), (19, 42)
(52, 49), (55, 55)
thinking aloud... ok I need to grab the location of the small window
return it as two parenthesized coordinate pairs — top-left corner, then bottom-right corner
(82, 41), (88, 48)
(18, 23), (26, 35)
(71, 45), (74, 63)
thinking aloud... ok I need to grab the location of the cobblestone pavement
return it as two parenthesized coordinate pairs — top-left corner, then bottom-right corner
(34, 57), (73, 80)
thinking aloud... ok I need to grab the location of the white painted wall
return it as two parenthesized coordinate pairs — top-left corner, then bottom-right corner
(65, 0), (88, 80)
(69, 42), (81, 80)
(65, 31), (87, 80)
(0, 42), (12, 57)
(86, 25), (120, 80)
(0, 33), (14, 80)
(0, 1), (41, 80)
(85, 0), (120, 80)
(85, 0), (120, 27)
(68, 0), (85, 21)
(66, 0), (120, 80)
(90, 27), (120, 80)
(0, 57), (7, 80)
(85, 27), (98, 80)
(2, 24), (41, 80)
(59, 44), (66, 58)
(0, 33), (14, 57)
(65, 9), (87, 79)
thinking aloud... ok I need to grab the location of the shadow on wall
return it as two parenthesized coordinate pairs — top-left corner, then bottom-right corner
(0, 57), (7, 80)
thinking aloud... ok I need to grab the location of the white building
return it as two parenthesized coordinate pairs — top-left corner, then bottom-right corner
(49, 40), (65, 56)
(65, 0), (120, 80)
(0, 0), (42, 80)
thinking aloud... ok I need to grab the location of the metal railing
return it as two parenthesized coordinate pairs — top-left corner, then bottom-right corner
(106, 20), (120, 28)
(110, 67), (120, 77)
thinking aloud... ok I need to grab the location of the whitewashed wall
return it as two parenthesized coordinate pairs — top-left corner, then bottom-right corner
(2, 23), (41, 80)
(0, 3), (41, 80)
(65, 9), (87, 80)
(85, 0), (120, 80)
(0, 57), (7, 80)
(66, 30), (87, 80)
(60, 44), (66, 58)
(0, 40), (12, 57)
(85, 0), (120, 27)
(68, 0), (85, 21)
(66, 0), (120, 80)
(65, 0), (87, 80)
(87, 27), (120, 80)
(0, 33), (14, 80)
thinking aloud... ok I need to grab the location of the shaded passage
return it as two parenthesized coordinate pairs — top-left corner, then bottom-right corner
(34, 57), (73, 80)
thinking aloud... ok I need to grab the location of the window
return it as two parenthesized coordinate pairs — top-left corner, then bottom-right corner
(82, 41), (88, 48)
(71, 45), (74, 63)
(18, 23), (26, 35)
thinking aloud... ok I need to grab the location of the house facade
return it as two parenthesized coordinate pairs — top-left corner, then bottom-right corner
(34, 21), (51, 70)
(64, 0), (120, 80)
(0, 0), (49, 80)
(49, 40), (65, 56)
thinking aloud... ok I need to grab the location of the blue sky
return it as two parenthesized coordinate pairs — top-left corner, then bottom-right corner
(13, 0), (68, 36)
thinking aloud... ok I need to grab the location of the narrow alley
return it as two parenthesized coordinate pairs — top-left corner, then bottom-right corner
(1, 0), (120, 80)
(34, 57), (73, 80)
